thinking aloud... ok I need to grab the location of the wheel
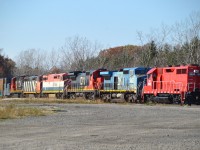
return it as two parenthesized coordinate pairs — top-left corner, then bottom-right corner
(145, 95), (154, 103)
(124, 94), (133, 103)
(34, 94), (39, 98)
(102, 94), (111, 102)
(124, 94), (129, 102)
(144, 95), (149, 103)
(56, 93), (59, 99)
(106, 94), (111, 102)
(56, 93), (63, 99)
(43, 94), (49, 98)
(100, 94), (106, 102)
(89, 92), (95, 100)
(84, 93), (89, 100)
(70, 94), (76, 99)
(172, 95), (181, 104)
(132, 94), (137, 103)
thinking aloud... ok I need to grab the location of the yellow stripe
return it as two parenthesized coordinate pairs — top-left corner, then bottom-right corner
(67, 88), (95, 90)
(100, 90), (136, 93)
(10, 90), (22, 93)
(23, 92), (38, 94)
(42, 91), (63, 93)
(83, 89), (95, 91)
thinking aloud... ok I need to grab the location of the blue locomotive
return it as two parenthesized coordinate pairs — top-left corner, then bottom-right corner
(100, 67), (150, 102)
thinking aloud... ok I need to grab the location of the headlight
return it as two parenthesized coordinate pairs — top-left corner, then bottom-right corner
(194, 70), (199, 73)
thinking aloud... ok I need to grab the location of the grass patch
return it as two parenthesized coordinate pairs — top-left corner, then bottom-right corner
(1, 98), (104, 104)
(145, 101), (157, 106)
(0, 104), (52, 119)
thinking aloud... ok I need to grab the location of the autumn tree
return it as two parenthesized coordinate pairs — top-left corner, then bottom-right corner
(0, 49), (16, 78)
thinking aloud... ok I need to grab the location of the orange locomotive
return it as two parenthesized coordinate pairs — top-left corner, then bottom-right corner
(143, 64), (200, 104)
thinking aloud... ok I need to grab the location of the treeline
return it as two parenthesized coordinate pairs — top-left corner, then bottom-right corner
(84, 37), (200, 70)
(1, 12), (200, 77)
(13, 36), (200, 76)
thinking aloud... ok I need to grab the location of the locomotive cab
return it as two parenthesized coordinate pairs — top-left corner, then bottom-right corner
(186, 66), (200, 104)
(10, 76), (25, 97)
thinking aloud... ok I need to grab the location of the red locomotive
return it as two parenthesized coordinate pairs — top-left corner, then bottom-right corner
(142, 64), (200, 104)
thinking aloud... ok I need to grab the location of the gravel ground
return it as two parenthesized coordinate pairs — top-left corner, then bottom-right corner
(0, 103), (200, 150)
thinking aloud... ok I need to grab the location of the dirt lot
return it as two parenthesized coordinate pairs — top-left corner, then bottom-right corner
(0, 103), (200, 150)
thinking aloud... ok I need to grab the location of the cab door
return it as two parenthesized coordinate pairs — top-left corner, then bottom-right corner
(152, 72), (157, 89)
(114, 77), (118, 90)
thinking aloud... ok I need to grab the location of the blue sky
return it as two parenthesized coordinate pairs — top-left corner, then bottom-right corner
(0, 0), (200, 59)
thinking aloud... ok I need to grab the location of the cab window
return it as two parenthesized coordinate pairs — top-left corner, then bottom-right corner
(104, 76), (111, 80)
(147, 74), (152, 79)
(123, 70), (129, 74)
(135, 70), (145, 75)
(176, 69), (187, 74)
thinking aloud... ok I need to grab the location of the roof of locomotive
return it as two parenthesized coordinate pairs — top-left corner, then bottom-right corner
(24, 75), (38, 80)
(100, 70), (117, 76)
(147, 64), (200, 74)
(87, 68), (107, 74)
(68, 69), (107, 76)
(123, 67), (149, 70)
(43, 73), (68, 77)
(68, 71), (82, 76)
(42, 73), (68, 81)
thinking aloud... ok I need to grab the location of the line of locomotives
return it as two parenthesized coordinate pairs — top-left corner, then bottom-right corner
(1, 64), (200, 104)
